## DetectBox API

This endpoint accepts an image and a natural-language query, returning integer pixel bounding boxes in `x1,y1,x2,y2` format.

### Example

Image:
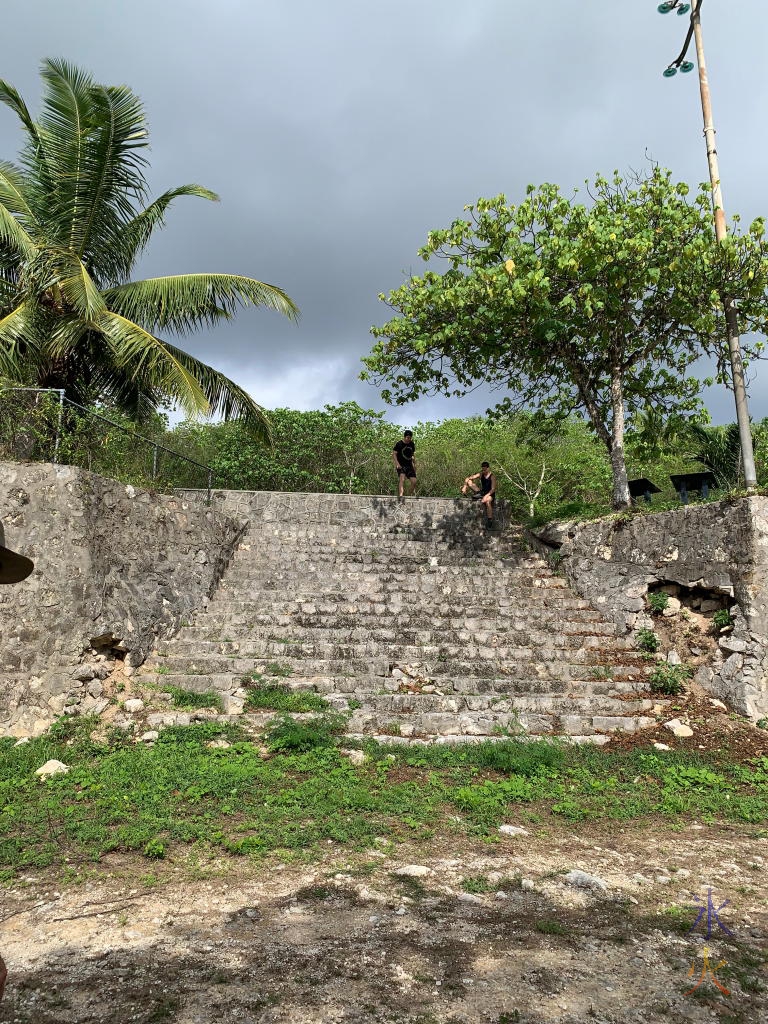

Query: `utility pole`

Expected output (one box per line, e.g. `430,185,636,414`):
658,0,757,488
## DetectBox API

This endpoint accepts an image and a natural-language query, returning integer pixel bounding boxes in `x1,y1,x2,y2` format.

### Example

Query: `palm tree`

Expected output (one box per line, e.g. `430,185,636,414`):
0,59,298,431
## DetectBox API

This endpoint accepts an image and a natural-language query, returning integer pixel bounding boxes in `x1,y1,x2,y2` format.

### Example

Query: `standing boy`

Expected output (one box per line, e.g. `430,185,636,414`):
392,430,417,497
462,462,496,526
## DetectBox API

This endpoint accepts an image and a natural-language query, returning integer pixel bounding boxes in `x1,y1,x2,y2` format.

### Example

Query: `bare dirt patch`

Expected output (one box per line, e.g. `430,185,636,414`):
1,823,766,1023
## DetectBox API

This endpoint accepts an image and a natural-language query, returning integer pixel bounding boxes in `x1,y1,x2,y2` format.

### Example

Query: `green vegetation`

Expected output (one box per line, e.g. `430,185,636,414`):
636,628,660,654
1,719,766,878
363,167,768,508
647,591,670,614
0,59,296,430
166,686,223,711
244,680,330,713
712,608,735,630
649,663,692,696
263,712,347,753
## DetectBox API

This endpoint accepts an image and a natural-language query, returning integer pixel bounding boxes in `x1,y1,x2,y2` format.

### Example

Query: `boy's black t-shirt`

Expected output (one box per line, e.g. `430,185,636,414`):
393,440,415,467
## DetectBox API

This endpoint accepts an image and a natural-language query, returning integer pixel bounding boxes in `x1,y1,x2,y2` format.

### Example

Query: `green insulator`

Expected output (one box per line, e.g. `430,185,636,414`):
657,2,674,13
680,61,695,73
663,66,678,78
677,4,691,14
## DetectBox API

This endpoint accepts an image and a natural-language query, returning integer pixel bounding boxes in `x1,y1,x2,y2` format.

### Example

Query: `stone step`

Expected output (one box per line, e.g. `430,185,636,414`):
175,622,625,647
201,598,606,621
346,709,657,739
347,692,656,717
145,653,646,682
182,613,620,639
154,637,638,660
214,575,583,594
139,670,649,697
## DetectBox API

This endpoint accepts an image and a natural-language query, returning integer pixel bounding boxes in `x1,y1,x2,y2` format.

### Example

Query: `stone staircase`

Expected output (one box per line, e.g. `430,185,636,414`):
140,496,658,743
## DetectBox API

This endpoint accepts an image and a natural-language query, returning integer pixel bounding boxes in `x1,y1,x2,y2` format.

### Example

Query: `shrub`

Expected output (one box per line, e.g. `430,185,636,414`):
712,609,734,630
649,663,692,696
647,591,669,614
636,628,660,654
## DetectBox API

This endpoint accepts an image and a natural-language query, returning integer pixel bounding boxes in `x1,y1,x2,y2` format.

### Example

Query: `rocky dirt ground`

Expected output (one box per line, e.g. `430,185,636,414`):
0,821,766,1024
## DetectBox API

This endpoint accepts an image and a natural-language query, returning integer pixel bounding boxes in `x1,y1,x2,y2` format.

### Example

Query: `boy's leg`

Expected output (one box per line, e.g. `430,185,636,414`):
482,494,494,519
461,477,479,495
397,469,405,497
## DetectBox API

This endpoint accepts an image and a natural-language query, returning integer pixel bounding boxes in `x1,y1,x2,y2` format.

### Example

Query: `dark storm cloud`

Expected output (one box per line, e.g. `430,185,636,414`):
2,0,767,423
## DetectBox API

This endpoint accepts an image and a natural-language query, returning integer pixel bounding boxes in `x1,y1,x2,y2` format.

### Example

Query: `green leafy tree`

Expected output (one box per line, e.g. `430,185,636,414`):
363,168,768,508
0,59,297,429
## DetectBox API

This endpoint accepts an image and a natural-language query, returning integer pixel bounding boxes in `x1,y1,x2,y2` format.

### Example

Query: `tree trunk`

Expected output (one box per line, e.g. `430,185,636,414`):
609,365,630,510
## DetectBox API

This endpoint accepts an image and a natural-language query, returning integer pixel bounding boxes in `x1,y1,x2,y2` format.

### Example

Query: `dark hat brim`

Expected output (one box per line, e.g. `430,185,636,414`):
0,546,34,584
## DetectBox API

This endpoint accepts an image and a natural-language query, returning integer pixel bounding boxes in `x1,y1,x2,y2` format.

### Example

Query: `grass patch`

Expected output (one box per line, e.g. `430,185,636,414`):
166,686,223,711
1,725,766,879
244,678,329,713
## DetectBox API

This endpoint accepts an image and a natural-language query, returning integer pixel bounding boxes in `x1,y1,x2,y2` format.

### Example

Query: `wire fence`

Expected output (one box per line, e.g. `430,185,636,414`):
0,387,213,501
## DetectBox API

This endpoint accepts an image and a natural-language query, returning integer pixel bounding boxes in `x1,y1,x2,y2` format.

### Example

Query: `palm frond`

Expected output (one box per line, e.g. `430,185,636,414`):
73,82,149,269
58,255,106,320
0,161,38,225
102,185,219,281
97,310,209,418
685,422,743,488
34,60,149,261
0,302,40,378
0,201,35,262
102,273,299,333
163,338,272,439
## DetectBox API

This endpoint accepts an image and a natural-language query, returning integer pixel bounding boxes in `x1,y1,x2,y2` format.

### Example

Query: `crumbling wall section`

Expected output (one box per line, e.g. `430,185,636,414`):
0,463,245,735
532,498,768,719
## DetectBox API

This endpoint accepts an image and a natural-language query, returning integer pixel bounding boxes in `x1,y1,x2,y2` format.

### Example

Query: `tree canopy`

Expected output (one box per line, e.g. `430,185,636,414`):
0,59,298,431
363,168,768,507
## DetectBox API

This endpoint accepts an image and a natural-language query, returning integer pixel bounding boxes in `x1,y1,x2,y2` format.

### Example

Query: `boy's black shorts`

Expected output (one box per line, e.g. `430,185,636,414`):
396,464,416,479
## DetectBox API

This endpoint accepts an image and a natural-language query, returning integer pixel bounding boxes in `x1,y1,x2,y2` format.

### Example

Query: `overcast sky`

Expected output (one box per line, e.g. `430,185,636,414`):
2,0,766,426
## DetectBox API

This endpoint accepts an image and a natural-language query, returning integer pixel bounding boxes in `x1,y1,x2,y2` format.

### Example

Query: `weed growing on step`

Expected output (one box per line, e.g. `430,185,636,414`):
1,722,767,879
244,679,329,714
264,663,293,678
264,712,347,753
166,686,224,711
649,663,692,696
636,628,660,654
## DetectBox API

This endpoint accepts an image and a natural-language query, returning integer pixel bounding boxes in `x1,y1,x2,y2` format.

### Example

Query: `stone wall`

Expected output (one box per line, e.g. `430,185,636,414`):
533,497,768,719
0,463,245,735
178,488,482,530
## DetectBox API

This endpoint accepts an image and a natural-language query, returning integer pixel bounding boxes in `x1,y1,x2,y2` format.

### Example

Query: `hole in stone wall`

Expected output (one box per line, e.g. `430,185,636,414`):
643,582,737,667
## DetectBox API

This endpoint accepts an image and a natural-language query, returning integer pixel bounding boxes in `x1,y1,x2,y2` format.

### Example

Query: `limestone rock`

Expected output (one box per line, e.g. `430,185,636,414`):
563,870,607,892
664,718,694,738
341,749,366,766
395,865,430,878
139,730,159,742
498,824,529,837
35,759,70,778
653,742,671,751
662,597,682,617
86,679,104,698
124,698,144,713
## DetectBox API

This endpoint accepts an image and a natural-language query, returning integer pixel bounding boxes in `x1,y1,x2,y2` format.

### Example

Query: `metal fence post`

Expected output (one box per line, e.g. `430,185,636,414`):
152,444,158,480
207,468,213,506
53,389,65,464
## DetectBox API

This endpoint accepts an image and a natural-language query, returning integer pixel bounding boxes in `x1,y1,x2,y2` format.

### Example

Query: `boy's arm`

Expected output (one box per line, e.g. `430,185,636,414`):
489,474,497,494
392,448,401,467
